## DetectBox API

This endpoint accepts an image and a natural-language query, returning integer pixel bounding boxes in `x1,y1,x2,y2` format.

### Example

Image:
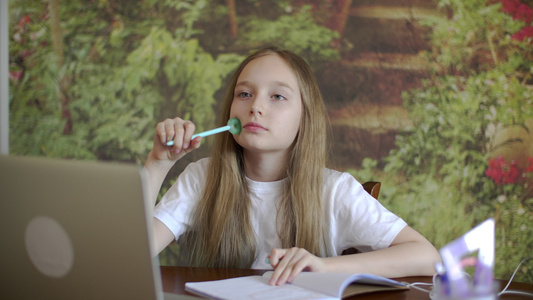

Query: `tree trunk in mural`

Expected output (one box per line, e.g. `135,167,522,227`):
49,0,72,135
327,0,353,47
226,0,238,40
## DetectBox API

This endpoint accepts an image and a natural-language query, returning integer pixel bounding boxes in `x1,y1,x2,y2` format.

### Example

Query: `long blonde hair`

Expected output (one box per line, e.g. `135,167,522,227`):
183,47,328,268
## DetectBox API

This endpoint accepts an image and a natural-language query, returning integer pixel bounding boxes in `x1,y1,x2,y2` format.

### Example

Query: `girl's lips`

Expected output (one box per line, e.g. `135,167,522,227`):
243,122,267,131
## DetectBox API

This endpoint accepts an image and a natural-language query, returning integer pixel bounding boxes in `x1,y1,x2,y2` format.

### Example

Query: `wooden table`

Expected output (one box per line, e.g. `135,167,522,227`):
160,266,533,299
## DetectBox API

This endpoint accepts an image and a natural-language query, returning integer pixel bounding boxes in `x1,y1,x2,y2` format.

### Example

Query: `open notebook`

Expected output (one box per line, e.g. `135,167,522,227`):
185,271,408,299
0,155,196,300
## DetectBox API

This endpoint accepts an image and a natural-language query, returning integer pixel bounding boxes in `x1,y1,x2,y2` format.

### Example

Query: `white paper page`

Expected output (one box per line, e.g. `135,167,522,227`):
262,271,406,298
185,275,337,300
263,271,354,298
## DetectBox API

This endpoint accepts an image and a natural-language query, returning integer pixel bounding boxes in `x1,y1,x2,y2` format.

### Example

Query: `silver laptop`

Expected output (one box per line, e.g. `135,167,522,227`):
0,155,196,299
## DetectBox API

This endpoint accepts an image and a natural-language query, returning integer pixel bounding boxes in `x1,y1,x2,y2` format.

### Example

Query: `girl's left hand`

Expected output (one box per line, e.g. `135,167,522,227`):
267,247,327,286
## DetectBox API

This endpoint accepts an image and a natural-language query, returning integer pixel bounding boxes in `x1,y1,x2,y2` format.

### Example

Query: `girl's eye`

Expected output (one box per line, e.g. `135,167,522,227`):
236,91,251,98
272,94,286,101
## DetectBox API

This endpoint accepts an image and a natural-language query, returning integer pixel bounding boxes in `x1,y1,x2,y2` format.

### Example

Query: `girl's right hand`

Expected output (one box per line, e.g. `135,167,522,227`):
150,117,202,163
144,118,202,211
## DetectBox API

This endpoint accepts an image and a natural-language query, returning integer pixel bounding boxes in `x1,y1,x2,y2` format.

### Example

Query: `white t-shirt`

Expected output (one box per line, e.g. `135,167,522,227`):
154,158,406,269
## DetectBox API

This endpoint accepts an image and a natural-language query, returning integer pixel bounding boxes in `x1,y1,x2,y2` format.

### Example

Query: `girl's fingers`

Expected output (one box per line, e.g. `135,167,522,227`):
182,120,196,150
152,118,201,160
156,118,195,150
269,248,297,285
180,136,202,156
286,256,311,283
171,120,185,150
268,249,286,267
268,248,320,286
155,122,168,145
277,250,306,285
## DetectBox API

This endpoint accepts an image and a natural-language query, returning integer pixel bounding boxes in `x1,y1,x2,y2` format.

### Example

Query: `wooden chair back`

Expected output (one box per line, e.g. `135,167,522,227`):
362,181,381,199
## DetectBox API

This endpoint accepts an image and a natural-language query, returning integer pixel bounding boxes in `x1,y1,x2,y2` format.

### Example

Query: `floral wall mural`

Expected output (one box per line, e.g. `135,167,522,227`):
8,0,532,282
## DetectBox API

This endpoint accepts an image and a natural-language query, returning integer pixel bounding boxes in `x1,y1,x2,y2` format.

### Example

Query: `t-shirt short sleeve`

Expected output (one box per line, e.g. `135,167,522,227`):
153,158,209,240
323,170,407,254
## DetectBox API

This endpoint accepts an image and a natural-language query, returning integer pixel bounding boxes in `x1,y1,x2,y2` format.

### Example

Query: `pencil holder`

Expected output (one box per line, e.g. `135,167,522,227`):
431,276,499,300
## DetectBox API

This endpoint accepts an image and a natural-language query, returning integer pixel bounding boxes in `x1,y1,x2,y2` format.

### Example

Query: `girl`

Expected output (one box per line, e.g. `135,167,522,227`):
144,46,441,286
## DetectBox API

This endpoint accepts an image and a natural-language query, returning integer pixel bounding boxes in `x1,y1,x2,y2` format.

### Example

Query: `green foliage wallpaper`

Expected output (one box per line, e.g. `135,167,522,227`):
8,0,533,282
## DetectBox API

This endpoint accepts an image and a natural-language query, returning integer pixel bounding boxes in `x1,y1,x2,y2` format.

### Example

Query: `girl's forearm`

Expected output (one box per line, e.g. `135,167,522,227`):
324,239,441,277
143,151,175,207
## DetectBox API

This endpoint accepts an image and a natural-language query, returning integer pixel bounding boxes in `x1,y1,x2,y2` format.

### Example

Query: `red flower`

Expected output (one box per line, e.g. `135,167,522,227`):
501,0,533,22
503,161,520,184
514,3,533,24
501,0,522,15
20,50,31,59
486,156,504,185
9,70,23,82
17,15,31,30
525,157,533,173
485,156,521,185
512,26,533,42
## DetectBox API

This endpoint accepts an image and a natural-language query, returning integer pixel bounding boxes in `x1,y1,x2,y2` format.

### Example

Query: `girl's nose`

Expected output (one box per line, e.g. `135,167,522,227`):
250,98,263,116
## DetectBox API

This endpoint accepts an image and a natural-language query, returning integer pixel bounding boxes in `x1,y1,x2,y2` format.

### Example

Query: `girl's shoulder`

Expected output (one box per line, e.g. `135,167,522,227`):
173,157,211,184
322,168,368,197
323,167,360,185
183,157,210,173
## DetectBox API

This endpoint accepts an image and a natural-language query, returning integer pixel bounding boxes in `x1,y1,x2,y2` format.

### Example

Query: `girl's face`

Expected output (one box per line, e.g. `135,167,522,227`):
230,54,302,156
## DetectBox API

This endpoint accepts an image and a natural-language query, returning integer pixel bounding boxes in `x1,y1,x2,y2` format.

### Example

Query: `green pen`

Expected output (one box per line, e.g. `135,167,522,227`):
166,118,242,146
